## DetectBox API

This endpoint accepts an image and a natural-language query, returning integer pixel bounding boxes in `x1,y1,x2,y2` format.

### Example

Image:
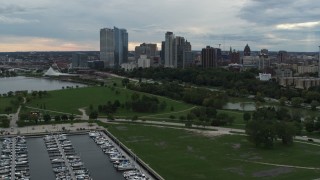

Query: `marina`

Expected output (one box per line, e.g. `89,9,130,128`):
0,131,157,180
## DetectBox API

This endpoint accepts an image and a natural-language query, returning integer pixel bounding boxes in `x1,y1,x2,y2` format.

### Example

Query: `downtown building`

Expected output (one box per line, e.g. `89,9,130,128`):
100,27,128,68
163,32,192,68
201,46,220,68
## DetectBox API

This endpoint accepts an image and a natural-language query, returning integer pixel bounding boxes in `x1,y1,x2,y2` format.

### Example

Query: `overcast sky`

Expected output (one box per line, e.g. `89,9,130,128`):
0,0,319,52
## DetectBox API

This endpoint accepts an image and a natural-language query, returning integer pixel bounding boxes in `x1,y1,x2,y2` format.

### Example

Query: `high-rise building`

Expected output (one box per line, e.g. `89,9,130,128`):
229,47,240,64
135,43,158,60
258,49,270,70
72,53,88,68
160,41,165,65
100,28,114,67
165,32,176,68
100,27,128,68
278,50,288,63
175,36,185,68
201,46,219,68
164,32,191,68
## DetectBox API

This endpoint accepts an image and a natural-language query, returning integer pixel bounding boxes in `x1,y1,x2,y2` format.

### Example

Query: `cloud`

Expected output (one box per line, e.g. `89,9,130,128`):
239,0,320,25
0,36,97,52
0,16,39,24
276,21,320,30
0,0,319,52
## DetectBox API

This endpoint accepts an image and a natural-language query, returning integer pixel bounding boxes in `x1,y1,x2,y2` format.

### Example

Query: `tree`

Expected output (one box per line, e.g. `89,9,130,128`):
61,114,68,121
54,115,61,122
246,107,296,148
4,106,13,114
279,97,287,106
310,100,319,111
122,78,130,87
43,114,51,122
89,111,98,120
243,112,251,122
305,120,315,133
291,97,304,108
69,114,75,121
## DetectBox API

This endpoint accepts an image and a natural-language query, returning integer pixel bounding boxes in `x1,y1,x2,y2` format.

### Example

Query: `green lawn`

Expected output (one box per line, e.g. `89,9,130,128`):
25,86,193,117
108,124,320,180
0,96,19,114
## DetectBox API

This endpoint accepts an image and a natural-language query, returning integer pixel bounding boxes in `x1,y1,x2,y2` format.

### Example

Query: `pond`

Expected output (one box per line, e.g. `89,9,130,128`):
0,76,86,94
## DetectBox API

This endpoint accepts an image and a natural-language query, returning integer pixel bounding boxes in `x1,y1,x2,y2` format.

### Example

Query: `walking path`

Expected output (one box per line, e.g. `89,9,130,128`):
235,159,320,170
140,106,197,118
78,108,89,120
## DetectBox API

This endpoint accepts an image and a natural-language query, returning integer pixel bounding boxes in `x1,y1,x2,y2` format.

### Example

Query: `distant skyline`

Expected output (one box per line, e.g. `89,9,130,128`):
0,0,319,52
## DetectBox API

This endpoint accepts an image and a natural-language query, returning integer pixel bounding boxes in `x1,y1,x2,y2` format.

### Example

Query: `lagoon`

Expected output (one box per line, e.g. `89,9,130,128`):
0,76,86,94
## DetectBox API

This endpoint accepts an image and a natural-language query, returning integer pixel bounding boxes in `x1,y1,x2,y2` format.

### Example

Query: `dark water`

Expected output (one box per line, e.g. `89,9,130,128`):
26,135,124,180
0,76,86,94
69,135,124,180
27,138,55,180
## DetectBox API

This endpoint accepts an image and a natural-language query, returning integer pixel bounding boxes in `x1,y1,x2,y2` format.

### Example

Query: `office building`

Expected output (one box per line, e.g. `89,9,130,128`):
278,51,288,63
138,55,151,68
165,32,176,68
164,32,192,68
100,27,128,68
72,53,88,68
135,43,158,60
201,46,219,68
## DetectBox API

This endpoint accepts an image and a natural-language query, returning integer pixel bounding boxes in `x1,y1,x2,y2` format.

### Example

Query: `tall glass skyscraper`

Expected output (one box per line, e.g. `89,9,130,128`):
100,27,128,68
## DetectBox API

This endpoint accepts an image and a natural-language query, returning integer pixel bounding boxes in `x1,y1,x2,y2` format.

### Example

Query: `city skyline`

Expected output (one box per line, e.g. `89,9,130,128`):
0,0,320,52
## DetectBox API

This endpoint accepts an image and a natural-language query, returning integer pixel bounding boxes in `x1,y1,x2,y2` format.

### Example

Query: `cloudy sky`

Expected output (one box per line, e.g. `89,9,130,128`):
0,0,319,52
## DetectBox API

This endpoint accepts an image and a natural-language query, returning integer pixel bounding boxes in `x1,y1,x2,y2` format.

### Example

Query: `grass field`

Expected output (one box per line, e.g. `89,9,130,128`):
108,124,320,180
0,96,19,114
25,86,193,117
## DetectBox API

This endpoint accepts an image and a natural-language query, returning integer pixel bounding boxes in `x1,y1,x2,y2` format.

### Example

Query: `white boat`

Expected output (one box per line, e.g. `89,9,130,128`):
15,161,28,165
117,163,135,171
71,162,84,167
89,132,98,137
52,158,64,163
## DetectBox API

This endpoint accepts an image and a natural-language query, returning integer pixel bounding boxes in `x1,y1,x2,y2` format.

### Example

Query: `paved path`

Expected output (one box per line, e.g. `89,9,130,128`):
140,106,197,118
235,159,320,170
78,108,89,120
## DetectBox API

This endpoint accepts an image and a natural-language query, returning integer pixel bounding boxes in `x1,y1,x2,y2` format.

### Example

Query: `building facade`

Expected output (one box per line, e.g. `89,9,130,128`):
72,53,88,68
201,46,219,68
100,27,128,68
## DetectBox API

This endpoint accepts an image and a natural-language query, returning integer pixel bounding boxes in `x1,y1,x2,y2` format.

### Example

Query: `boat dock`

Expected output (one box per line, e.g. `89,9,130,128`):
54,135,76,180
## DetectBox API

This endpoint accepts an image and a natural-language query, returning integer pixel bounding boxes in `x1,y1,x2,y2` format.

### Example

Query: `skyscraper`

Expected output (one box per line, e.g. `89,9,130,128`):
165,32,176,68
135,43,158,60
164,32,191,68
201,46,219,68
100,27,128,68
278,50,288,63
72,53,88,68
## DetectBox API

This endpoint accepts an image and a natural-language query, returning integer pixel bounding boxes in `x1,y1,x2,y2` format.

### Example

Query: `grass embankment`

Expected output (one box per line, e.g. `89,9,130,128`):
25,86,193,117
108,124,320,180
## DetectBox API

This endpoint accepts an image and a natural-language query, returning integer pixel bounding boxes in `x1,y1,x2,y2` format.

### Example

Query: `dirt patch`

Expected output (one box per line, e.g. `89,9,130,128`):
252,167,293,177
115,126,128,131
195,155,206,160
126,136,150,143
155,141,167,148
224,167,245,176
248,156,262,160
187,129,230,138
232,143,241,149
187,145,194,152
